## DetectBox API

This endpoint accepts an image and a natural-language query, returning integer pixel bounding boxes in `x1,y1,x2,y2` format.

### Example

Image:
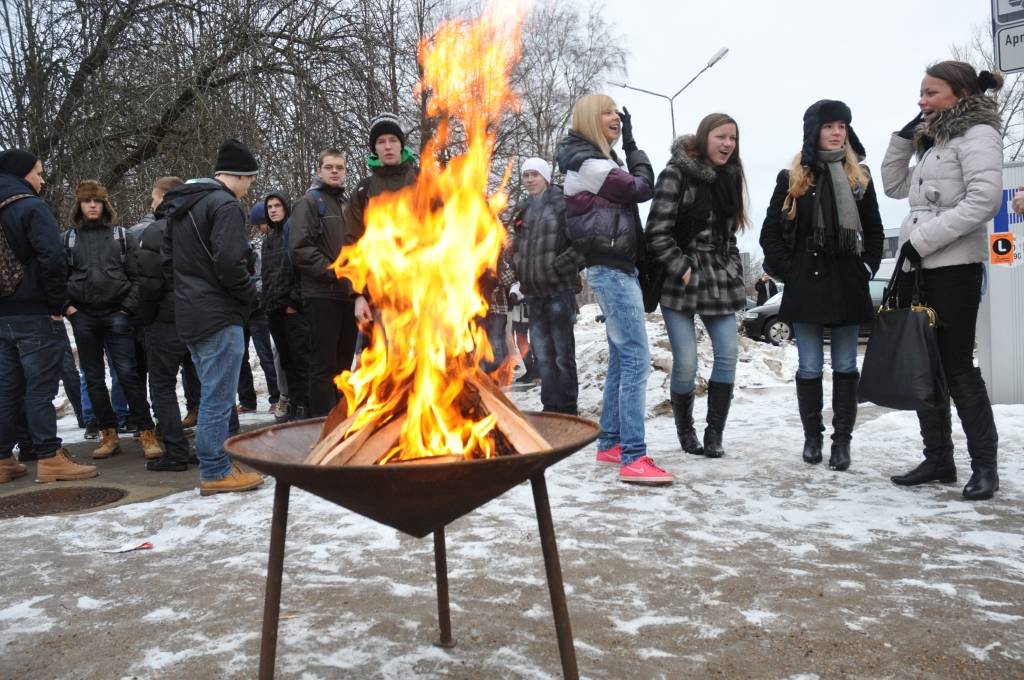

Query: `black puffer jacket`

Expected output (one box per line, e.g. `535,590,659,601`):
508,185,577,297
0,174,66,316
289,180,351,300
65,219,142,315
345,160,419,242
134,205,173,325
162,179,256,343
260,191,301,313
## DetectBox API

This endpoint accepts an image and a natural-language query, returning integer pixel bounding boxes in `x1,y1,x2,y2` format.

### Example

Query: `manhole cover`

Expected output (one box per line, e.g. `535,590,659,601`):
0,486,127,519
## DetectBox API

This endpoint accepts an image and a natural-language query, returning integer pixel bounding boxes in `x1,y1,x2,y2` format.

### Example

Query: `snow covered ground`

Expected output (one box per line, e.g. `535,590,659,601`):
2,305,1022,678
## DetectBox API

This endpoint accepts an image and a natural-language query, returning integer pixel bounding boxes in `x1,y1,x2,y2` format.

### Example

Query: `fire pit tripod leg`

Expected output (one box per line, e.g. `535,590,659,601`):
259,481,290,680
530,473,579,680
433,527,456,647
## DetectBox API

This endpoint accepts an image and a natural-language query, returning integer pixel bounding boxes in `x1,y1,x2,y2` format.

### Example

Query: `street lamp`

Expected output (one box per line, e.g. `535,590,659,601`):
610,47,729,139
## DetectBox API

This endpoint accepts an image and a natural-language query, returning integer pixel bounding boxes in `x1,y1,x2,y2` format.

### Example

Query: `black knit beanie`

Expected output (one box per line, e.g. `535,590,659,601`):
0,149,39,178
368,113,406,151
800,99,866,167
214,138,259,176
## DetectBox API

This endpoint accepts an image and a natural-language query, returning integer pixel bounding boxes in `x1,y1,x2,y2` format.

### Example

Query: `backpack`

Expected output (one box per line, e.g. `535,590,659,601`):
0,194,33,297
64,225,127,267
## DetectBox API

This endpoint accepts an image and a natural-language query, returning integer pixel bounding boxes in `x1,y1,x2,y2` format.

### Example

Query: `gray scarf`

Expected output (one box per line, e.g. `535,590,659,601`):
813,147,863,255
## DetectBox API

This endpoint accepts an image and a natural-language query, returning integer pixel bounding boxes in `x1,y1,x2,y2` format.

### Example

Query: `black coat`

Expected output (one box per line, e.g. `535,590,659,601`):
65,220,142,316
0,174,66,316
289,180,351,300
508,185,577,297
162,179,256,344
134,211,173,325
760,167,884,325
260,191,301,313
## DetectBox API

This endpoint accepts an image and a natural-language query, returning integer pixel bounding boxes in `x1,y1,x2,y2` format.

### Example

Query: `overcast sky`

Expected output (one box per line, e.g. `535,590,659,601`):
597,0,991,256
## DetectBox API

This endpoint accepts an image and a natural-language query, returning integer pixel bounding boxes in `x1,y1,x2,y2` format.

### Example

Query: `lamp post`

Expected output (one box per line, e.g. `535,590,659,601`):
610,47,729,139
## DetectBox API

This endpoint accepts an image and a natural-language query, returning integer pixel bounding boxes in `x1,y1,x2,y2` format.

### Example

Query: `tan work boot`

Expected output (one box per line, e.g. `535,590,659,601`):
0,456,28,483
36,448,98,483
199,463,263,497
92,428,121,459
181,408,198,428
138,429,164,460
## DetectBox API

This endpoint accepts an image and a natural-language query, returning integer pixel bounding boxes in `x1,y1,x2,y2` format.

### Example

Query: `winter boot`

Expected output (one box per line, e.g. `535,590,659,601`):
828,372,858,471
199,463,264,496
138,429,164,460
891,399,956,486
36,448,98,483
948,369,999,501
796,376,824,464
92,428,121,460
273,395,291,424
181,408,198,429
702,381,734,458
670,391,703,455
0,456,28,483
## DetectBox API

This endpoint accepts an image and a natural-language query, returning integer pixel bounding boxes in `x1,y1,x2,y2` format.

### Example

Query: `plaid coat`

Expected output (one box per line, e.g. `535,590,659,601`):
645,143,746,316
507,186,577,297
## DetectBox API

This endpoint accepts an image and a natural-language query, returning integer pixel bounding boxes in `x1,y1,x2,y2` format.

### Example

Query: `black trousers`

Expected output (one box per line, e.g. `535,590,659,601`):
70,310,154,430
305,298,357,417
267,308,311,408
182,355,200,411
145,322,190,460
237,310,279,409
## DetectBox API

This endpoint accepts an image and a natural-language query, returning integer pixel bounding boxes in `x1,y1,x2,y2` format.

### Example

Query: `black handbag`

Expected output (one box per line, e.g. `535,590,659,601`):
640,251,665,313
858,254,948,410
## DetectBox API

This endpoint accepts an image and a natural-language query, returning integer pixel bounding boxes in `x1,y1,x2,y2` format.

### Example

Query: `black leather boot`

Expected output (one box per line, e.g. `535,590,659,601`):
796,376,824,464
891,399,956,486
948,369,999,501
702,381,733,458
671,391,703,455
828,372,858,471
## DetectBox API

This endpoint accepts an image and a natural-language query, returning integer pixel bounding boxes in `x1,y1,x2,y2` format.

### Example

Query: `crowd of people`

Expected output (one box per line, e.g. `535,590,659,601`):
0,59,1005,502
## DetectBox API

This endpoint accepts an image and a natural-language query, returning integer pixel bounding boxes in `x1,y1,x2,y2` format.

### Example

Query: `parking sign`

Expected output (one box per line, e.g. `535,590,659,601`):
994,0,1024,74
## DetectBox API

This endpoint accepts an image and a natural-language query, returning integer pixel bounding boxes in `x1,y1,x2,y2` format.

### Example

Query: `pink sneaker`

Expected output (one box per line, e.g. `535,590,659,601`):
619,456,675,485
595,443,621,466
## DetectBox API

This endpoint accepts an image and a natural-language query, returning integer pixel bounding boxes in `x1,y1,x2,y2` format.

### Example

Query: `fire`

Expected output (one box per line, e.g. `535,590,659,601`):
329,4,525,463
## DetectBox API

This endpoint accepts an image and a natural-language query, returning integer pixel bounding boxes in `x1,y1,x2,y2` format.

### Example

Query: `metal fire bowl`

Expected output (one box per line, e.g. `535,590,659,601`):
224,412,599,538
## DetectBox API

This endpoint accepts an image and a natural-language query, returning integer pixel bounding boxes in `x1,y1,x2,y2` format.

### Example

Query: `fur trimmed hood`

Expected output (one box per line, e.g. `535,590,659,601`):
669,134,717,184
915,94,1002,156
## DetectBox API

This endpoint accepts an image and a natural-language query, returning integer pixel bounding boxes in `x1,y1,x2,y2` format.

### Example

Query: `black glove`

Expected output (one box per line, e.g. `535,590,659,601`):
619,107,637,153
508,290,523,307
900,240,922,266
897,113,924,140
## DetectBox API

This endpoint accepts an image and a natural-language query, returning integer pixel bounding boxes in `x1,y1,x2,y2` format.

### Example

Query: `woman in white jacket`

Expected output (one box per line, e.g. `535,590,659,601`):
881,61,1002,501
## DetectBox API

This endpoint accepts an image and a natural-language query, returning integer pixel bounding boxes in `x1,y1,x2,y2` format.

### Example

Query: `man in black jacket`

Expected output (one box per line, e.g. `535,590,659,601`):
290,148,370,417
64,180,162,460
162,139,263,495
0,149,96,483
755,271,779,306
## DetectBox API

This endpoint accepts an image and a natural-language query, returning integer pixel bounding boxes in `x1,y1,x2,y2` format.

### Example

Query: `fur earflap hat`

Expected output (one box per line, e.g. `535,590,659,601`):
368,113,406,151
800,99,866,167
70,180,117,226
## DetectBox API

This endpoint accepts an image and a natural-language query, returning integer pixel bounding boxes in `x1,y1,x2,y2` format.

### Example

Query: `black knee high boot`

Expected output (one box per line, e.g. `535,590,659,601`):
670,391,703,455
796,376,824,464
948,368,999,501
891,398,956,486
702,381,733,458
829,372,858,471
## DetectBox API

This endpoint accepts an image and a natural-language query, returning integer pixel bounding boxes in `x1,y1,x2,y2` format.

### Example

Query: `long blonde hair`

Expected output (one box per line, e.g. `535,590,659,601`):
570,94,617,159
782,144,869,219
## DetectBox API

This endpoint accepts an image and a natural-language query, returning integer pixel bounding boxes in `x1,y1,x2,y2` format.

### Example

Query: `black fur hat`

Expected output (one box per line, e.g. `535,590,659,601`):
800,99,866,167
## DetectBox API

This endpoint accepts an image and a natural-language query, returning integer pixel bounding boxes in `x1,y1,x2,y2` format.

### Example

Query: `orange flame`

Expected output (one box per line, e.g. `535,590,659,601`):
329,4,525,463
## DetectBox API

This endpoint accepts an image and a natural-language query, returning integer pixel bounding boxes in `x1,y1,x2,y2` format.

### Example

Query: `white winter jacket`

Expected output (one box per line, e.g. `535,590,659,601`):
881,96,1003,269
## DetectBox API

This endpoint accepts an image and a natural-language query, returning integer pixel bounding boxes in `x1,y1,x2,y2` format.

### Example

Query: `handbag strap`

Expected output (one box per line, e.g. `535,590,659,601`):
881,252,927,310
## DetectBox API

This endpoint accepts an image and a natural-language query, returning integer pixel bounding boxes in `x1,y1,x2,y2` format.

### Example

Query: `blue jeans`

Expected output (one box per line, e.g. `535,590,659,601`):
526,292,578,414
0,315,64,459
71,311,152,430
188,325,245,481
662,309,738,394
587,266,650,464
793,323,859,378
79,347,129,425
479,312,508,373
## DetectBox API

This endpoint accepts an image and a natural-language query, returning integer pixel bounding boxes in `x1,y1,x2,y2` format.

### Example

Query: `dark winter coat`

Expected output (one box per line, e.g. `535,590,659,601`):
507,185,577,297
64,218,142,316
134,207,173,326
289,180,351,300
556,131,654,274
162,179,256,344
760,165,884,326
0,174,66,317
645,139,747,316
345,160,419,243
260,191,301,313
755,278,779,306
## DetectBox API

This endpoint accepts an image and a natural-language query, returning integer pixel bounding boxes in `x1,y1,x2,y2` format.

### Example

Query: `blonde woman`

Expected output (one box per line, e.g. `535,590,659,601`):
555,94,672,485
760,100,884,472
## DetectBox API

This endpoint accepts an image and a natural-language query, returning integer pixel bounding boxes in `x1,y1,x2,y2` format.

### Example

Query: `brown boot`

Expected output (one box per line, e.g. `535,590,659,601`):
181,408,198,428
0,456,28,483
36,448,98,483
199,463,263,497
92,428,121,459
138,429,164,460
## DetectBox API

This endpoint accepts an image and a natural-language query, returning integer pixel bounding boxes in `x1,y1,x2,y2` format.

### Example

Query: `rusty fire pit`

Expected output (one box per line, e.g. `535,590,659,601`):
225,411,598,679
